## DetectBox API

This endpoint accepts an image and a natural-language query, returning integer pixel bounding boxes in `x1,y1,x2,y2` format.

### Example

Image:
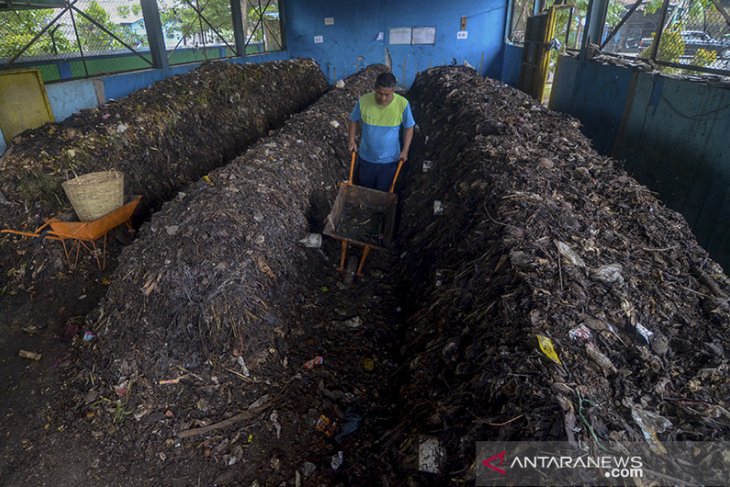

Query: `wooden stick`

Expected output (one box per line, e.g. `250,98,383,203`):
348,151,356,184
177,397,271,439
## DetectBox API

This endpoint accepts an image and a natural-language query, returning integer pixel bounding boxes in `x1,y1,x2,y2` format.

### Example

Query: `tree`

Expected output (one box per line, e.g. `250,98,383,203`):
0,9,73,58
160,0,235,47
76,0,142,52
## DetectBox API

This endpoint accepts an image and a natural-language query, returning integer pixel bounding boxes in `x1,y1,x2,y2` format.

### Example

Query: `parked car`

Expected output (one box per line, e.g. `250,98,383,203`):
681,30,730,59
638,36,654,53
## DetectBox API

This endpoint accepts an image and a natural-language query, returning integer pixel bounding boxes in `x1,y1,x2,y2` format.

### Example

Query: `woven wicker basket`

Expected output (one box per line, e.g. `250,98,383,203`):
62,170,124,221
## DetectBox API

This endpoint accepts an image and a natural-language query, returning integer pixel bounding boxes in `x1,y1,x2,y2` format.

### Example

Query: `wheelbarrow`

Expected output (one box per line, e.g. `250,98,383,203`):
323,151,404,278
1,196,141,271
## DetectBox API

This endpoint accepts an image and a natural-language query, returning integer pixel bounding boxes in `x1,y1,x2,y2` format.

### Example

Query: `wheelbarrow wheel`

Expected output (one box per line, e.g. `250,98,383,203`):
344,255,358,284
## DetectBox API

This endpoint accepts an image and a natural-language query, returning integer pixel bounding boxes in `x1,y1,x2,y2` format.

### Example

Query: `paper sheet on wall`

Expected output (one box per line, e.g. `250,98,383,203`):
412,27,436,45
389,27,412,45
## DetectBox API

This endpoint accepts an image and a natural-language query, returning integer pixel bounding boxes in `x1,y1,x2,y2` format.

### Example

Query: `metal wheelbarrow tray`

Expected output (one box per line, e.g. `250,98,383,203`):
323,184,397,250
323,151,404,277
2,196,141,270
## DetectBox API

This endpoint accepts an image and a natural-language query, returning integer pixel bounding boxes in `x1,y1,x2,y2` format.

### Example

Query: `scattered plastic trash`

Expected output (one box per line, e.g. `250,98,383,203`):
18,350,41,361
329,120,340,129
433,200,444,215
423,160,433,172
330,451,344,470
303,356,324,369
536,335,562,365
335,408,362,443
631,407,672,454
335,79,345,88
585,343,617,375
435,269,444,287
83,330,96,341
270,410,281,439
568,324,592,341
300,461,317,477
299,233,322,248
554,240,586,267
418,435,444,474
114,379,130,397
158,377,184,385
202,175,213,185
315,414,337,437
237,355,251,376
635,322,654,344
593,263,624,285
342,316,362,328
223,445,243,466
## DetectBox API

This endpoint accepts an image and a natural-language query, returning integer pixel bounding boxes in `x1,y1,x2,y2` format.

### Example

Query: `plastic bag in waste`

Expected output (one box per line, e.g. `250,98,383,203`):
335,407,363,443
299,233,322,248
433,200,444,215
568,324,592,341
631,407,672,454
418,436,444,474
554,240,586,268
593,263,624,285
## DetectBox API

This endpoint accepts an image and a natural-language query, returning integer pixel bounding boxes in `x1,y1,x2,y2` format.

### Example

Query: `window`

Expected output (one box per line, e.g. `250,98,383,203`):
243,0,282,54
509,0,534,44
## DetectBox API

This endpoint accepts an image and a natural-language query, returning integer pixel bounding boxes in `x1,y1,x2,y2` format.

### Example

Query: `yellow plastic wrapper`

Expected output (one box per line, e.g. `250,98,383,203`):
536,335,562,365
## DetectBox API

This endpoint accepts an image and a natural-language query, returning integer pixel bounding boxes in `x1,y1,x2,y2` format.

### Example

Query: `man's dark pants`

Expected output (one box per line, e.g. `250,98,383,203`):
357,156,398,192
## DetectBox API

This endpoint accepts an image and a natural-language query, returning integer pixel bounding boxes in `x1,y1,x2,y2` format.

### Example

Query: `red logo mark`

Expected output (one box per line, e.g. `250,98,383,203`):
482,450,507,475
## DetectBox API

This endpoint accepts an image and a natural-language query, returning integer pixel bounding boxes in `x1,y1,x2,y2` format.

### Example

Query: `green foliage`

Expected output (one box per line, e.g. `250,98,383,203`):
691,47,717,66
1,2,144,59
245,1,279,44
160,0,235,46
639,27,685,63
0,9,72,57
77,0,144,51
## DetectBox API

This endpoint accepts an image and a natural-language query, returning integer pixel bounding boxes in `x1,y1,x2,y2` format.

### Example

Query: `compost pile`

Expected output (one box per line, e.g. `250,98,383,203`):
390,67,730,482
0,59,327,282
57,65,390,482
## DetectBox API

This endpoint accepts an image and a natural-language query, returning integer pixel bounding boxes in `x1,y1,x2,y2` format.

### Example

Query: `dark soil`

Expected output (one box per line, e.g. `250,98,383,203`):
337,201,386,246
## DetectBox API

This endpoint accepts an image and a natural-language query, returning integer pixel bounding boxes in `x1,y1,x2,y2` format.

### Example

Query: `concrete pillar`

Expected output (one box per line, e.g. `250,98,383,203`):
140,0,169,70
231,0,246,57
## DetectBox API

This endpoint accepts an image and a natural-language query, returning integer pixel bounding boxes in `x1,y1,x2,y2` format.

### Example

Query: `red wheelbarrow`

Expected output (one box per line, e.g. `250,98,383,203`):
323,151,404,278
2,196,141,271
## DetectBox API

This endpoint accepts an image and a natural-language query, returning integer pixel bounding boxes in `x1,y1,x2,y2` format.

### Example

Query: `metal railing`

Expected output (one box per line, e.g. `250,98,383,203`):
0,0,285,80
601,0,730,75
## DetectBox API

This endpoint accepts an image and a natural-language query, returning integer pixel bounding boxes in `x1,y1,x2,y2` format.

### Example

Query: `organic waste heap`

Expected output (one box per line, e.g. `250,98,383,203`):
388,66,730,482
65,65,390,481
0,59,327,281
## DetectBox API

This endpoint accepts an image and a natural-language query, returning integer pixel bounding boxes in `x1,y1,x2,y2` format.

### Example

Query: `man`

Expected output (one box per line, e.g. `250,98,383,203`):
348,72,415,192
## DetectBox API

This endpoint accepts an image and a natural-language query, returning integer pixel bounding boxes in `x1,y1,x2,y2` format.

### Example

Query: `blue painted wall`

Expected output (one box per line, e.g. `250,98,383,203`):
549,56,633,155
549,55,730,271
284,0,508,86
501,44,523,87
